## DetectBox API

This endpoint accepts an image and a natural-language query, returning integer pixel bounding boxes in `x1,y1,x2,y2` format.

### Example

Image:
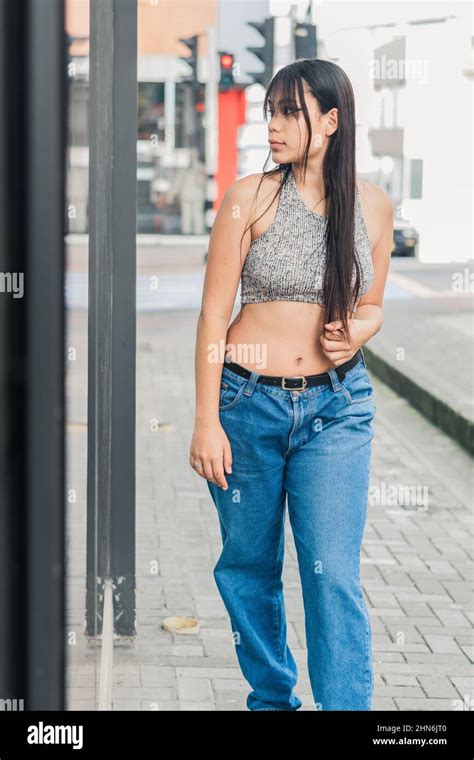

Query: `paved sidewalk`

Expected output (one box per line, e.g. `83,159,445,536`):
66,306,473,711
366,258,474,455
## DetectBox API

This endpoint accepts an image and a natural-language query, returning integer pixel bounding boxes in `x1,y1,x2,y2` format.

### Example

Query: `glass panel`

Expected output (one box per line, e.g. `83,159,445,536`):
65,0,98,710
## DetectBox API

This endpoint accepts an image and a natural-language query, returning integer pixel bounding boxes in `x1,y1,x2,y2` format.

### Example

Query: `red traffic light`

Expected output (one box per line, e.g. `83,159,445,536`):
220,53,234,69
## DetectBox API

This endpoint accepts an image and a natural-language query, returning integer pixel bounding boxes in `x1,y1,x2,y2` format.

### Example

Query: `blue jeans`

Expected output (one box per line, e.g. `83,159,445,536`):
207,350,375,711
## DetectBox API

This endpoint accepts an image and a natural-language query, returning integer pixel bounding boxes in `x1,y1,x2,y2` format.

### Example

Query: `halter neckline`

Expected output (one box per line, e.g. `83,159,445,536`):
287,169,328,220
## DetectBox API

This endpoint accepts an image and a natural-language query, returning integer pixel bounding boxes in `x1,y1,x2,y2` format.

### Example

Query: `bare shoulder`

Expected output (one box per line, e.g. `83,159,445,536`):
356,177,393,219
222,171,282,208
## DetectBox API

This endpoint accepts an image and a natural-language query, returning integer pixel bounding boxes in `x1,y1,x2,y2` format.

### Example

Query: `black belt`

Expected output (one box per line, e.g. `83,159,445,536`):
223,349,364,391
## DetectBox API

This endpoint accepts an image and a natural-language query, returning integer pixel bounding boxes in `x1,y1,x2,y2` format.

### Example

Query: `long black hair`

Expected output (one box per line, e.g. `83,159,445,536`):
239,58,363,345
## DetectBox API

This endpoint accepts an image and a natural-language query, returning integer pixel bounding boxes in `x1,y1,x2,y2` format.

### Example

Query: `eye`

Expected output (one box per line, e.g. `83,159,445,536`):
265,105,302,119
284,106,302,116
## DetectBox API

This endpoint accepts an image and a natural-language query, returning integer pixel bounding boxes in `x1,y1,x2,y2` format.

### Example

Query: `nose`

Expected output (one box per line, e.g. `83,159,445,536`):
267,107,282,127
269,112,281,128
269,116,282,135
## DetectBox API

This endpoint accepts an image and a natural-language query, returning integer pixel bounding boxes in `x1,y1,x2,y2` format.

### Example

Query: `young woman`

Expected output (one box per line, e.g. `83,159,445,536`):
189,59,393,711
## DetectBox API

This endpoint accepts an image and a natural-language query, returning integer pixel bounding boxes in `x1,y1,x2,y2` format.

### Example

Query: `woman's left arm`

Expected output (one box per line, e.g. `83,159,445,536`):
321,184,394,362
352,183,394,339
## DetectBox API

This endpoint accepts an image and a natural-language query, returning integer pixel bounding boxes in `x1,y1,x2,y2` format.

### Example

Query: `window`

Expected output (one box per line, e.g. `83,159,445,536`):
410,159,423,199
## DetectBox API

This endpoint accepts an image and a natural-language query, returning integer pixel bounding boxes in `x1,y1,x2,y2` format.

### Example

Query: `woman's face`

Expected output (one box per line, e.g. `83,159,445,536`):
266,83,337,164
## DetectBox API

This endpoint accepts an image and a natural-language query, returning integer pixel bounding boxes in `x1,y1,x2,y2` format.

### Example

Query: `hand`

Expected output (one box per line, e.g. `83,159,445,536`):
189,421,233,490
319,317,372,367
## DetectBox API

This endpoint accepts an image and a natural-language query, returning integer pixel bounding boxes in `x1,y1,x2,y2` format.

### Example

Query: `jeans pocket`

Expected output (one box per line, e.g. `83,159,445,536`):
219,376,246,411
340,367,374,406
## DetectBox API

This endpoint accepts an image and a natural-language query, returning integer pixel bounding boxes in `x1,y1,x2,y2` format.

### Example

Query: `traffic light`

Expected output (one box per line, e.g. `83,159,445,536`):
219,51,234,91
194,84,205,113
178,34,199,83
294,21,317,60
246,17,275,87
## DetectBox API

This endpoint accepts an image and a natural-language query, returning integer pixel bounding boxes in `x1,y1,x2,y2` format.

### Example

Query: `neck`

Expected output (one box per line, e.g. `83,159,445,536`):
291,160,325,197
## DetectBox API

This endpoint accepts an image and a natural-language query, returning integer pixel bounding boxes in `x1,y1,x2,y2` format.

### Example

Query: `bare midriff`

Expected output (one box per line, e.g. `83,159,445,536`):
224,300,351,377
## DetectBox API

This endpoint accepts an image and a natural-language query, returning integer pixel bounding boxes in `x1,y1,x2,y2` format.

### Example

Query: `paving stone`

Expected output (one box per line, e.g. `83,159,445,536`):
394,697,461,710
417,676,460,699
374,685,425,698
176,677,213,702
383,674,419,686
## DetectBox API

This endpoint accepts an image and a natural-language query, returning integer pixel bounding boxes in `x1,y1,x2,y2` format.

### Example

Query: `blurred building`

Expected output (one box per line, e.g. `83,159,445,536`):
317,5,473,264
66,1,472,262
66,0,246,235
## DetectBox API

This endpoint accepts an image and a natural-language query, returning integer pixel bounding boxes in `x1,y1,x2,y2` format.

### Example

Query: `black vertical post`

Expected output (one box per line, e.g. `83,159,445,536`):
0,0,28,710
86,0,137,637
0,0,66,709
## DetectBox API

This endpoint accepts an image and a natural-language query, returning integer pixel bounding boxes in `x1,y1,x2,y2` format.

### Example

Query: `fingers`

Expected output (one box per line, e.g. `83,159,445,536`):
189,453,208,481
318,334,357,366
322,349,357,366
324,327,345,341
320,333,350,354
202,460,216,483
210,457,228,490
189,452,230,490
329,354,354,366
222,443,233,476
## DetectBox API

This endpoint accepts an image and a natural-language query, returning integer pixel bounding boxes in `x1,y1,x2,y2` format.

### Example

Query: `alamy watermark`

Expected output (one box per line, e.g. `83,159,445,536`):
0,697,24,710
208,339,268,369
369,55,429,85
0,272,24,299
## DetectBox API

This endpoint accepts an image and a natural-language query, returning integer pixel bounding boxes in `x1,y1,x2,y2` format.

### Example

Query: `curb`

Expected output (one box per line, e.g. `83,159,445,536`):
364,346,473,457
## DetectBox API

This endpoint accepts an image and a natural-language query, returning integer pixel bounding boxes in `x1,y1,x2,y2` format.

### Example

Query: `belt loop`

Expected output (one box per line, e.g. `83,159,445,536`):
244,370,259,397
326,367,341,392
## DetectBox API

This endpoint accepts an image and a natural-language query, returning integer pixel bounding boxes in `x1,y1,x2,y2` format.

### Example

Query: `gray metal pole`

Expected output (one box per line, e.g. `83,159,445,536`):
183,82,197,148
87,0,137,638
204,24,218,232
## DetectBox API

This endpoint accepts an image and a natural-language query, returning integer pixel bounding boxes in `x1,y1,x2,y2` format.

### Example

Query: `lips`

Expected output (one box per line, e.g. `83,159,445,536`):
269,141,284,148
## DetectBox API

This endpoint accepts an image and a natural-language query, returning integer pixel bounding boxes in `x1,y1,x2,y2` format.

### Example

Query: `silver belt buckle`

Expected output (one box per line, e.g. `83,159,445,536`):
281,376,308,390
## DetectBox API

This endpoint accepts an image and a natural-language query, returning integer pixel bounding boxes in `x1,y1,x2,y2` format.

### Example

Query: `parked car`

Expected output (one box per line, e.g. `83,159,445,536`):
392,218,418,257
136,204,164,233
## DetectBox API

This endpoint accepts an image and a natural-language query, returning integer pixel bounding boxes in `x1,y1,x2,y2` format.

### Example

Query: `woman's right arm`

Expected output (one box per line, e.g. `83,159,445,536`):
189,175,258,490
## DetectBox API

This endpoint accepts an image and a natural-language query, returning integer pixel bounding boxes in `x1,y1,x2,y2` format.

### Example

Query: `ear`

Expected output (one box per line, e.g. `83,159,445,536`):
327,107,338,135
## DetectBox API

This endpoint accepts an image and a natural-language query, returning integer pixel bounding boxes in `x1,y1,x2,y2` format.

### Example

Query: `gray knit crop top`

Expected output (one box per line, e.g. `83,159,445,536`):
240,168,374,305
